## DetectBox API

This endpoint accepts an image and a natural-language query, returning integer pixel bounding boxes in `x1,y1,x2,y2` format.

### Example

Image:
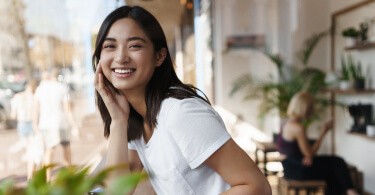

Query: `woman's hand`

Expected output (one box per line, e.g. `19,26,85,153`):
302,156,312,166
94,62,130,122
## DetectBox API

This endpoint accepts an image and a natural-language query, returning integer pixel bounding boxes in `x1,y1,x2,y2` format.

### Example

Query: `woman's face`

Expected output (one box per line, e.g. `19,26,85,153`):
100,18,162,93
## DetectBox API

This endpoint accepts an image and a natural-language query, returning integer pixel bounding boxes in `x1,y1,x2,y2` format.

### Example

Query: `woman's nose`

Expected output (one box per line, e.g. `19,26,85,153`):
114,49,130,64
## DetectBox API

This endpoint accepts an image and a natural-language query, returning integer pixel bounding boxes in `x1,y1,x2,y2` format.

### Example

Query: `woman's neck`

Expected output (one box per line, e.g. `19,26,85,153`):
289,117,302,123
122,89,147,119
122,88,155,141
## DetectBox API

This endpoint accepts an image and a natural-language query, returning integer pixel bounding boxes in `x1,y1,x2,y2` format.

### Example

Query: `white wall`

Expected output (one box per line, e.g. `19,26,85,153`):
213,0,280,136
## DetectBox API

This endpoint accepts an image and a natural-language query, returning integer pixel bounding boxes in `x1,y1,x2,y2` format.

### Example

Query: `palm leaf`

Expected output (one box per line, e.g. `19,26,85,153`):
297,30,329,66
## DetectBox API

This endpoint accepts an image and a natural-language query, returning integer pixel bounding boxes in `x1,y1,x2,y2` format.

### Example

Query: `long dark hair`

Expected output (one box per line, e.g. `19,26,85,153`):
92,5,209,141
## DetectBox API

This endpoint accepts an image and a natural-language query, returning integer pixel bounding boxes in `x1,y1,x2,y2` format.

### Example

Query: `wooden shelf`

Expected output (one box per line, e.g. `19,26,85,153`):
345,41,375,51
348,131,375,140
328,89,375,95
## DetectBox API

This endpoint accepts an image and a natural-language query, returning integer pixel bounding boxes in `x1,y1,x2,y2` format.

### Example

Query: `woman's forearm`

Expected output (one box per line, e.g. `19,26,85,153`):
311,130,327,155
221,183,272,195
105,121,130,179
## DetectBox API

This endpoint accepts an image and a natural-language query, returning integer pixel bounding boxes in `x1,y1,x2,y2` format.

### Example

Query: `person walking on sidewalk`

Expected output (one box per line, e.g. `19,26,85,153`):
33,69,74,180
11,80,38,180
93,5,271,194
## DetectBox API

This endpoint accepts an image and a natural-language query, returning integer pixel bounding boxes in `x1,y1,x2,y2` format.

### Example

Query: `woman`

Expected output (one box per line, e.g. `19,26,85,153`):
92,5,271,194
277,91,358,195
11,80,38,180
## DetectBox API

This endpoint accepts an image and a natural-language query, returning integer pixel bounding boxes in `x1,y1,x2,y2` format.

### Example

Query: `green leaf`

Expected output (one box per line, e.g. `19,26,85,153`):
0,163,150,195
341,27,359,37
0,179,14,195
26,165,51,195
107,172,148,195
297,30,329,66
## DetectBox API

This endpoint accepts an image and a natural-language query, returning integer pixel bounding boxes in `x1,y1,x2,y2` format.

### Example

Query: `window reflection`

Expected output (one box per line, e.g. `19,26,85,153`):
0,0,120,181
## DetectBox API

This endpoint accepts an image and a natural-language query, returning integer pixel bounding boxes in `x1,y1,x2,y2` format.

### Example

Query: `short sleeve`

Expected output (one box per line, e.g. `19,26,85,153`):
166,98,231,169
128,141,136,150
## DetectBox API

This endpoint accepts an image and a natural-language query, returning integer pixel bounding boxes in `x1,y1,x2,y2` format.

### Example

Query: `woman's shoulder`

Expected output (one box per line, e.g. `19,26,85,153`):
159,97,214,124
284,120,305,138
162,97,210,113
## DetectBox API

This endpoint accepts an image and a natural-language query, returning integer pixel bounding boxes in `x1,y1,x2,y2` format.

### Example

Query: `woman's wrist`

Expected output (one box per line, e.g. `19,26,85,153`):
111,119,128,126
109,120,128,136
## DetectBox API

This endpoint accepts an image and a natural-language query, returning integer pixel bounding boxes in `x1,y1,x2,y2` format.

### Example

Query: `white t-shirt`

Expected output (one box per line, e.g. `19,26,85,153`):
129,98,231,195
11,92,34,122
34,80,69,130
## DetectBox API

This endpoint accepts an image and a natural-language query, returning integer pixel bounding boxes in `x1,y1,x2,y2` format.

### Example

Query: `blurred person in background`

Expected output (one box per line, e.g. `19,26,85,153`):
33,69,75,180
277,91,358,195
11,80,38,180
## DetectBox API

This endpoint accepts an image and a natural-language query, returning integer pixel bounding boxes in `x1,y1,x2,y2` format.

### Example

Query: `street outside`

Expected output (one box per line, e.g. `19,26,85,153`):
0,91,106,185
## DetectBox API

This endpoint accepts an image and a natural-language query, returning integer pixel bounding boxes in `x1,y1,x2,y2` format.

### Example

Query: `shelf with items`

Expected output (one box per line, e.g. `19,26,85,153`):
330,0,375,153
345,41,375,51
348,131,375,140
329,88,375,95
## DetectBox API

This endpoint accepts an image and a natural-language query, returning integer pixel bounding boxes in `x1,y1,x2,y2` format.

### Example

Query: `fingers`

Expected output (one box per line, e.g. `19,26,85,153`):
94,62,111,101
94,61,103,88
94,62,106,92
93,63,130,119
302,157,312,166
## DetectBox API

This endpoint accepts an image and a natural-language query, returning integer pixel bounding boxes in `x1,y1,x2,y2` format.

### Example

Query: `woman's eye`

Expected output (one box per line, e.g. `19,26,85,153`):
129,44,142,48
103,44,115,49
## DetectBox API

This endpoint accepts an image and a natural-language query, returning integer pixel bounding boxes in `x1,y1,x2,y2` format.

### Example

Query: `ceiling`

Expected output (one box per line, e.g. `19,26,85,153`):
125,0,186,44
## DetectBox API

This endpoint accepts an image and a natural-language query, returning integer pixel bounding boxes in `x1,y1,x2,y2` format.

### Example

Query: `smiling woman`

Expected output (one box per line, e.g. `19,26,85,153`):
99,18,161,91
91,5,271,194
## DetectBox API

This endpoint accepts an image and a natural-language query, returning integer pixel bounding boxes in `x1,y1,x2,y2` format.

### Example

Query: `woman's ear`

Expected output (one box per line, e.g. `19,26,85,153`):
155,48,167,67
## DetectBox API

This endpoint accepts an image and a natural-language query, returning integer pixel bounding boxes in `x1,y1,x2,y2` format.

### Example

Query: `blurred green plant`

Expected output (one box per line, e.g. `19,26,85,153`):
341,54,364,80
230,60,329,120
340,55,351,81
297,30,329,66
348,57,364,80
341,27,359,38
0,164,147,195
230,30,332,122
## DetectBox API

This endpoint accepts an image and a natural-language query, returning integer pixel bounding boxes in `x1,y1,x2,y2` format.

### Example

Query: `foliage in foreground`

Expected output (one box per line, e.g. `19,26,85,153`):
0,164,147,195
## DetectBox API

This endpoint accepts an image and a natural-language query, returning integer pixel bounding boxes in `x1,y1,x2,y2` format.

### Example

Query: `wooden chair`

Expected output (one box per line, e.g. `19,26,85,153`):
348,164,364,194
252,139,282,176
278,177,326,195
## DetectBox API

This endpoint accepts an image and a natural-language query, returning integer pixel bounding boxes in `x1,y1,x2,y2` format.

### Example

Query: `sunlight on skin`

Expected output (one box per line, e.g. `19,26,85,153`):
214,106,283,173
214,106,270,152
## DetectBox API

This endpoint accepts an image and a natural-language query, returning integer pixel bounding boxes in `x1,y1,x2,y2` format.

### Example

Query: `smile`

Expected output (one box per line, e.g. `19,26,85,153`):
113,68,135,74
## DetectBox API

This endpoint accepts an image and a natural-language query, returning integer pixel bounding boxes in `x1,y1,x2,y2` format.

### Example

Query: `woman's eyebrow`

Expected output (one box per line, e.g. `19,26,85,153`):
104,37,116,42
104,36,147,43
127,36,147,43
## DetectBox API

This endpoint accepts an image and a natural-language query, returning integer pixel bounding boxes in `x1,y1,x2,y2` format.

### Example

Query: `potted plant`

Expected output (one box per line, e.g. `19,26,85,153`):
342,27,359,47
230,30,331,122
348,57,365,90
359,22,369,42
339,55,351,90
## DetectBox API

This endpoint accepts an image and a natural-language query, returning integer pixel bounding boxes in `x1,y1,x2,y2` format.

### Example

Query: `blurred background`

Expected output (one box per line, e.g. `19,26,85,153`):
1,0,375,194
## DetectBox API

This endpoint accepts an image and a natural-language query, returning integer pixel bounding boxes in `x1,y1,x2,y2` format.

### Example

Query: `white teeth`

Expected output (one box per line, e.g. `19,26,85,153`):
114,68,134,74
